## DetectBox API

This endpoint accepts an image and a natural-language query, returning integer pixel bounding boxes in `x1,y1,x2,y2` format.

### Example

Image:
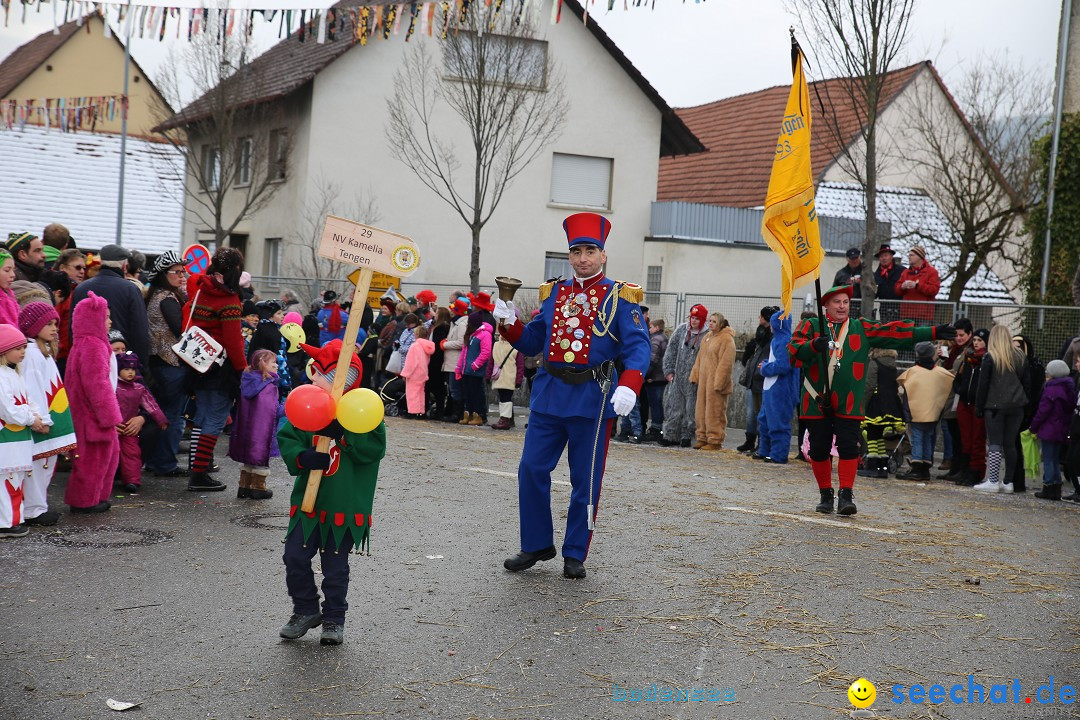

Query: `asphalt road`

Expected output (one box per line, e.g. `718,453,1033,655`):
1,415,1077,720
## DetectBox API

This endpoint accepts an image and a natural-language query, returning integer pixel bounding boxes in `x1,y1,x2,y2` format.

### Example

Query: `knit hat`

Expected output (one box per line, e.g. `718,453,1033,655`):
689,304,708,322
283,311,303,325
0,323,27,355
909,245,927,261
116,351,140,371
99,244,131,262
147,250,183,281
242,300,257,316
449,298,469,317
18,301,59,339
1047,359,1070,378
915,341,936,361
108,329,127,346
5,231,37,255
973,328,990,343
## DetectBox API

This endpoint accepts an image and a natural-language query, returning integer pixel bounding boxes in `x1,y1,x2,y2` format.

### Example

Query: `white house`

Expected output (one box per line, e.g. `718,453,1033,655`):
158,0,702,298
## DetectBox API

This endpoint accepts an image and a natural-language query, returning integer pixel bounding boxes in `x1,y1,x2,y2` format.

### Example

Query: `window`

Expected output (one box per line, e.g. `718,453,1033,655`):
646,265,662,306
200,144,220,191
444,32,547,90
269,128,288,182
236,137,252,187
549,153,613,210
544,252,572,282
264,237,282,277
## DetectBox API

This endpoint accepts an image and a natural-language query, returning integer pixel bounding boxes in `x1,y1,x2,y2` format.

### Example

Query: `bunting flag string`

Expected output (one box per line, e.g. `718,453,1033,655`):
0,94,128,132
0,0,702,41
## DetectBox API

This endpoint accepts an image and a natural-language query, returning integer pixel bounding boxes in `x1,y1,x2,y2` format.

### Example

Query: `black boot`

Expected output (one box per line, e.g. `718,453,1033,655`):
187,472,226,492
836,488,857,515
815,488,834,514
1034,483,1062,501
943,454,966,480
736,433,757,453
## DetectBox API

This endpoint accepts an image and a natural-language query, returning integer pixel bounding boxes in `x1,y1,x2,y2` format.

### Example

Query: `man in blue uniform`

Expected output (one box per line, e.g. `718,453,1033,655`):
494,212,651,579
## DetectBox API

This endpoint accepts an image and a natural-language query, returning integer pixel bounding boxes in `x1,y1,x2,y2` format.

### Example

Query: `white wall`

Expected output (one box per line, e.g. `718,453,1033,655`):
299,0,661,289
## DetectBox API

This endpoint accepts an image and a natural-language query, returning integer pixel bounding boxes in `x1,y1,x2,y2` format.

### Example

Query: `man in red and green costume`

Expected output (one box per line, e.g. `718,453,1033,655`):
277,340,385,646
788,285,954,515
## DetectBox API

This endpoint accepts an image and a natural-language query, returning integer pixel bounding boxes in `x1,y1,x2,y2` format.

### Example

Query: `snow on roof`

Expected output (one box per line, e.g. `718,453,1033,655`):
0,125,183,256
814,182,1015,305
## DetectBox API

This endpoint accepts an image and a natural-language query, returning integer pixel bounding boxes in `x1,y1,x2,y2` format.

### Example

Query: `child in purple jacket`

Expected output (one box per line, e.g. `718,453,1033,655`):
1029,359,1074,501
228,349,283,500
115,352,167,494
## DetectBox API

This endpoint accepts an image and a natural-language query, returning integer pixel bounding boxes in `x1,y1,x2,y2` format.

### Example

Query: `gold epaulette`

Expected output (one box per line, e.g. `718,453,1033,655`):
538,280,556,303
617,282,643,304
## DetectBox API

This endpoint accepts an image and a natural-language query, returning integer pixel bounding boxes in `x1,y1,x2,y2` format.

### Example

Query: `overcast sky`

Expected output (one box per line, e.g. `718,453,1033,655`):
0,0,1063,108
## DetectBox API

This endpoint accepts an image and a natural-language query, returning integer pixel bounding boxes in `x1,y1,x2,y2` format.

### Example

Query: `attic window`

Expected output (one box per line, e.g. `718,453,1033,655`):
134,76,141,83
46,64,53,71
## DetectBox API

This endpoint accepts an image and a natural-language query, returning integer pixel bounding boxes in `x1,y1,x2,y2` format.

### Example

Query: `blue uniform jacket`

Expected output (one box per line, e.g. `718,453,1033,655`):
503,277,650,420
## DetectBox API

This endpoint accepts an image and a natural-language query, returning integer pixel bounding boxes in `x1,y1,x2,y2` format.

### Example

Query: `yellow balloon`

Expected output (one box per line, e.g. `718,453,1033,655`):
337,388,384,434
280,323,306,353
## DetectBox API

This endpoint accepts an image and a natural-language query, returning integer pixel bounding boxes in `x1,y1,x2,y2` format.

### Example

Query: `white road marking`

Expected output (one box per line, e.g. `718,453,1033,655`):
422,431,473,439
722,506,903,535
468,467,571,486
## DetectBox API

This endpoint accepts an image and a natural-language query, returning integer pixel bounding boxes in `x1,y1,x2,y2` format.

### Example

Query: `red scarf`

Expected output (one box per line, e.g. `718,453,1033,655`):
328,303,343,333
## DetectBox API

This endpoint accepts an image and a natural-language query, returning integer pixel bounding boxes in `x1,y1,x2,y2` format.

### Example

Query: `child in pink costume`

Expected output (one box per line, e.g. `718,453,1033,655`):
65,293,123,513
115,351,167,494
401,325,435,417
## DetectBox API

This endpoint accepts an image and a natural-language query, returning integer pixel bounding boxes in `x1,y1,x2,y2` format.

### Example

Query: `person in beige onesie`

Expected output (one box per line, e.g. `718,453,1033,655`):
689,313,737,450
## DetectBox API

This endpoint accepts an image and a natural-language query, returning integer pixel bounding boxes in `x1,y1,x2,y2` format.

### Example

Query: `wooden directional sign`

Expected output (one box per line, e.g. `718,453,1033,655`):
300,217,421,513
317,215,420,278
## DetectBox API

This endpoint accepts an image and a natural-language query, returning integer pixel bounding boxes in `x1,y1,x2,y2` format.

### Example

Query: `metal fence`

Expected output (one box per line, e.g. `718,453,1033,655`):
247,273,1080,366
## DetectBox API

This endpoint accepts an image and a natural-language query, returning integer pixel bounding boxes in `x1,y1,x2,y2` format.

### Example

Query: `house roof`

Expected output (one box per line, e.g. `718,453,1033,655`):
157,0,703,156
657,62,925,208
0,18,83,97
815,181,1015,304
0,125,184,255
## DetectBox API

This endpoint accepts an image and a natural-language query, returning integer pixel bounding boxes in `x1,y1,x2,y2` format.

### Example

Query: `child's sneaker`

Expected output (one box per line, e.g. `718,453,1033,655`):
279,612,321,639
0,525,29,539
320,622,344,646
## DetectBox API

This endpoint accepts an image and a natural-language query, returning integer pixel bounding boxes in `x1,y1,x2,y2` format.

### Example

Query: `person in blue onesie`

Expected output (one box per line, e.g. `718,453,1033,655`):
755,309,800,463
493,212,651,579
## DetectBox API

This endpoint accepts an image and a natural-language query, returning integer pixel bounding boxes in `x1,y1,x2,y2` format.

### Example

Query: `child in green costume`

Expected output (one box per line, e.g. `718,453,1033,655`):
278,339,385,646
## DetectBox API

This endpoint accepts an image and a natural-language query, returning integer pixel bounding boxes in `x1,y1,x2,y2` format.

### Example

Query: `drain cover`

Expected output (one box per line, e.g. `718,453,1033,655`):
231,513,291,531
41,526,172,549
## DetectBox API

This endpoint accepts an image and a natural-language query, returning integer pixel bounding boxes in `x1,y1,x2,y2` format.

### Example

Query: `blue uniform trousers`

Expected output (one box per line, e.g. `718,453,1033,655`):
518,410,615,562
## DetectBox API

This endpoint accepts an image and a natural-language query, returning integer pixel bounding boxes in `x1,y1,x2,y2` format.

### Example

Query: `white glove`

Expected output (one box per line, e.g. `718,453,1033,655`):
493,298,516,323
610,385,637,416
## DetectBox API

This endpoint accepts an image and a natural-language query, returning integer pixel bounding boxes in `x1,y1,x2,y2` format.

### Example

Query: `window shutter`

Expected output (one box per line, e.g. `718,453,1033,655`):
549,153,612,210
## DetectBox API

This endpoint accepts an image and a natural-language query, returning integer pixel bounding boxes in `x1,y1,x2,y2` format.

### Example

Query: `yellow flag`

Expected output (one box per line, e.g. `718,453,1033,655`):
761,46,824,316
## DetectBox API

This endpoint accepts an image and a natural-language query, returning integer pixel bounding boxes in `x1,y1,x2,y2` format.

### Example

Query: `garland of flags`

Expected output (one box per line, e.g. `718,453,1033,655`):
0,95,127,131
0,0,698,41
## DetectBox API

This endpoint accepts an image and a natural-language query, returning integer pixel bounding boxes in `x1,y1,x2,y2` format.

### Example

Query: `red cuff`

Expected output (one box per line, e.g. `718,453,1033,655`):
500,319,524,343
618,370,643,395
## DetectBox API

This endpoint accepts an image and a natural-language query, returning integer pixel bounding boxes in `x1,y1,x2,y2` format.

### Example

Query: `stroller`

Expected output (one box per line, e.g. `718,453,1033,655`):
379,375,436,418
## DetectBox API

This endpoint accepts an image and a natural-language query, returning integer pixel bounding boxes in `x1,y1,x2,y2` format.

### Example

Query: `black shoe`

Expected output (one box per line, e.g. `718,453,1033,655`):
563,558,586,579
153,467,187,478
123,483,140,494
815,488,834,514
764,457,788,464
24,510,60,526
70,501,110,514
679,438,691,448
187,472,226,492
1034,484,1062,501
279,612,321,639
736,433,757,453
643,428,663,443
320,621,344,645
626,435,641,444
751,453,768,461
615,433,631,443
837,488,857,515
503,546,557,572
657,438,675,447
0,524,29,538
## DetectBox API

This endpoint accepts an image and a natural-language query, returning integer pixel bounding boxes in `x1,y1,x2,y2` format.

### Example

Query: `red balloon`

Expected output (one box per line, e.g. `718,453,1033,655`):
284,384,337,432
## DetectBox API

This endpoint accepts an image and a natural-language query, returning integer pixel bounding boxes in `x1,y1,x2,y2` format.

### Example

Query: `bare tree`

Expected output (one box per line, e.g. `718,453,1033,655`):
386,6,568,291
790,0,916,315
284,174,382,308
153,10,291,246
896,56,1050,301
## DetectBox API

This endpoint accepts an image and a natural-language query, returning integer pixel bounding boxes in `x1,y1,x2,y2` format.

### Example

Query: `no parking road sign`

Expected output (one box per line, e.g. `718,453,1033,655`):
184,244,210,275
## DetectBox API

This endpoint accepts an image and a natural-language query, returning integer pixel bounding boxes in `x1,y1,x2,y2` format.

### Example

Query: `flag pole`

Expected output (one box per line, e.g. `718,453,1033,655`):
815,278,833,413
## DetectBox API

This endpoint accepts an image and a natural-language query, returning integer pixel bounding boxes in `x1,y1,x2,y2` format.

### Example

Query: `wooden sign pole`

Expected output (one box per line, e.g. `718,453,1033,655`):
300,268,374,513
